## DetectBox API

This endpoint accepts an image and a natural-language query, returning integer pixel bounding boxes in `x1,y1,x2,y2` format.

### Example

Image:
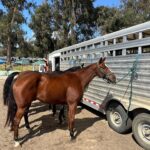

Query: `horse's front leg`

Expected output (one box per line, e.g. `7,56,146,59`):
52,104,56,116
59,105,65,124
68,103,77,140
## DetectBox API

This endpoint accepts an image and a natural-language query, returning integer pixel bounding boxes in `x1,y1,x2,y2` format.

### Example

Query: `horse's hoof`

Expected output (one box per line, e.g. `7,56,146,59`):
9,128,14,132
70,136,76,142
73,128,77,133
14,141,20,147
27,128,32,133
25,125,30,129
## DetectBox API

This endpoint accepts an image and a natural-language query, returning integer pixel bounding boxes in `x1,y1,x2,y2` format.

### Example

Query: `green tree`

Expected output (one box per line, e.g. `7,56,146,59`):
0,0,34,64
15,40,35,58
95,6,121,34
52,0,96,49
29,1,54,57
120,0,150,26
95,0,150,35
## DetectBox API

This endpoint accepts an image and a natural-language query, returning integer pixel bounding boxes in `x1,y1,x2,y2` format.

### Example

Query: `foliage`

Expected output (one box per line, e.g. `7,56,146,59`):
96,0,150,34
29,1,54,57
95,6,120,34
0,0,150,59
51,0,96,49
0,0,34,64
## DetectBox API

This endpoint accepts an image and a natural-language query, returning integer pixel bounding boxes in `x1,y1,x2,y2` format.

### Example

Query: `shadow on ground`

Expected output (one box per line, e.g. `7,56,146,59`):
19,101,105,145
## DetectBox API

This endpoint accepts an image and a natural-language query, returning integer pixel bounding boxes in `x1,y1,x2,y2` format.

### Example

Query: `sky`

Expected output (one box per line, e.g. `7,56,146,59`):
0,0,120,40
94,0,120,7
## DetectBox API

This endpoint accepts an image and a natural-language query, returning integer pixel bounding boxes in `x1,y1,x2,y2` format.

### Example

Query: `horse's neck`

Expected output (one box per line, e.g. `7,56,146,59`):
76,64,97,88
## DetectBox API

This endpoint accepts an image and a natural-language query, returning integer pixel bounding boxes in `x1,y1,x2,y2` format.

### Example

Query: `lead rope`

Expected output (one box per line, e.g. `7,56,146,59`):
107,54,140,120
126,54,140,116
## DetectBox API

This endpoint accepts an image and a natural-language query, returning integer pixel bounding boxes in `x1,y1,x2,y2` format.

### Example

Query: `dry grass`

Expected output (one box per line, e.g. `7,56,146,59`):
0,64,39,71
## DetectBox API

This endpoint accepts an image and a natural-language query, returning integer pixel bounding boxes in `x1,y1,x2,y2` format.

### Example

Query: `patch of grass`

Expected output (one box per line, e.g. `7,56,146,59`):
0,64,39,71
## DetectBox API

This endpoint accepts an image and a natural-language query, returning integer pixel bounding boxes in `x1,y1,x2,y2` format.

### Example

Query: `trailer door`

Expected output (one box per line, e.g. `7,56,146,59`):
55,56,60,71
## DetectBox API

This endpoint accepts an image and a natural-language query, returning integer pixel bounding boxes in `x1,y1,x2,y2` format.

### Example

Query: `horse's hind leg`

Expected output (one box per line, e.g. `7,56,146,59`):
24,105,31,130
13,107,26,147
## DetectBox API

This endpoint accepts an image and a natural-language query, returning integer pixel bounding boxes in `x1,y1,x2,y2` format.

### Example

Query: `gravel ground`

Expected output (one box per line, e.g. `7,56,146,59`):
0,78,142,150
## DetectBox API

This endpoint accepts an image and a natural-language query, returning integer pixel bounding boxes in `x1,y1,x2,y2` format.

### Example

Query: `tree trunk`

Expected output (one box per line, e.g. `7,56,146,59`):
6,7,16,65
7,36,11,65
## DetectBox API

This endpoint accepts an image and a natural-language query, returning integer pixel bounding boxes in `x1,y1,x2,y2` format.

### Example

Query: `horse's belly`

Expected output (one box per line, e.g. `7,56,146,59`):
37,93,66,104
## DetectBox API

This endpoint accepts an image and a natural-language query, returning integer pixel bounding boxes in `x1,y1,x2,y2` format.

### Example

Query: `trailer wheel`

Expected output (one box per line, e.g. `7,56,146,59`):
106,103,132,133
132,113,150,150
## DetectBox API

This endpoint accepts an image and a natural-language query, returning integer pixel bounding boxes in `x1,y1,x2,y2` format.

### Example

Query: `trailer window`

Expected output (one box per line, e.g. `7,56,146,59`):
142,46,150,53
109,51,113,56
143,29,150,38
126,48,138,55
116,50,122,56
94,43,100,48
127,33,138,41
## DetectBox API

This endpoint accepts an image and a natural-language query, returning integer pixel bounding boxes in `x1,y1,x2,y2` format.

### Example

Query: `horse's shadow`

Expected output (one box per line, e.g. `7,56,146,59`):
73,117,102,138
19,101,105,145
19,101,50,129
19,112,104,145
20,113,62,145
28,101,50,116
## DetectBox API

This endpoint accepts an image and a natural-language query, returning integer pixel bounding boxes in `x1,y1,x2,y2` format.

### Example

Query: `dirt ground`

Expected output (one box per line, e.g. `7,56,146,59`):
0,79,143,150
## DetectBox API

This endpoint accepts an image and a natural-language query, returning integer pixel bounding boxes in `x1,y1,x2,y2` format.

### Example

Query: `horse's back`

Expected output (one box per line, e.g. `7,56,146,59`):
14,71,41,87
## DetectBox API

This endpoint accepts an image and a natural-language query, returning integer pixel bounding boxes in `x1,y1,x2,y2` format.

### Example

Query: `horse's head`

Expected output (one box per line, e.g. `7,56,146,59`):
96,57,116,84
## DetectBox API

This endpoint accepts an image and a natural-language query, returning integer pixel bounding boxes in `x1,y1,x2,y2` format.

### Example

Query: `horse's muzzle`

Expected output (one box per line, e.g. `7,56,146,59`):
103,73,116,84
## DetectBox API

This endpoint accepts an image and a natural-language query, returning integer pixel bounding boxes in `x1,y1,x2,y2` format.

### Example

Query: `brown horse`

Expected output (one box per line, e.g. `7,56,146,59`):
3,64,84,130
4,57,116,146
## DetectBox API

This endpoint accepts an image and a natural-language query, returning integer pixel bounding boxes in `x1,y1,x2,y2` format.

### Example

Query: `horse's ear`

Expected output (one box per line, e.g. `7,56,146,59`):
99,57,106,64
81,63,84,68
103,57,106,62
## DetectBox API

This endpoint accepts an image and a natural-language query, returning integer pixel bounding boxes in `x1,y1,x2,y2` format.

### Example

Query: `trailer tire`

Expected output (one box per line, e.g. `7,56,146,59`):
132,113,150,150
106,103,132,134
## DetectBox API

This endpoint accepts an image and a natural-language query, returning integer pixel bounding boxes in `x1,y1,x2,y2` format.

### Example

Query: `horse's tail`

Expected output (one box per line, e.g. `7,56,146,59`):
3,72,19,105
3,72,19,127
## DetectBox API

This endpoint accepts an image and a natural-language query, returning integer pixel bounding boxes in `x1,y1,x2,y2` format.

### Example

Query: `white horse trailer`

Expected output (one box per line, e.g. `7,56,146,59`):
48,21,150,149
